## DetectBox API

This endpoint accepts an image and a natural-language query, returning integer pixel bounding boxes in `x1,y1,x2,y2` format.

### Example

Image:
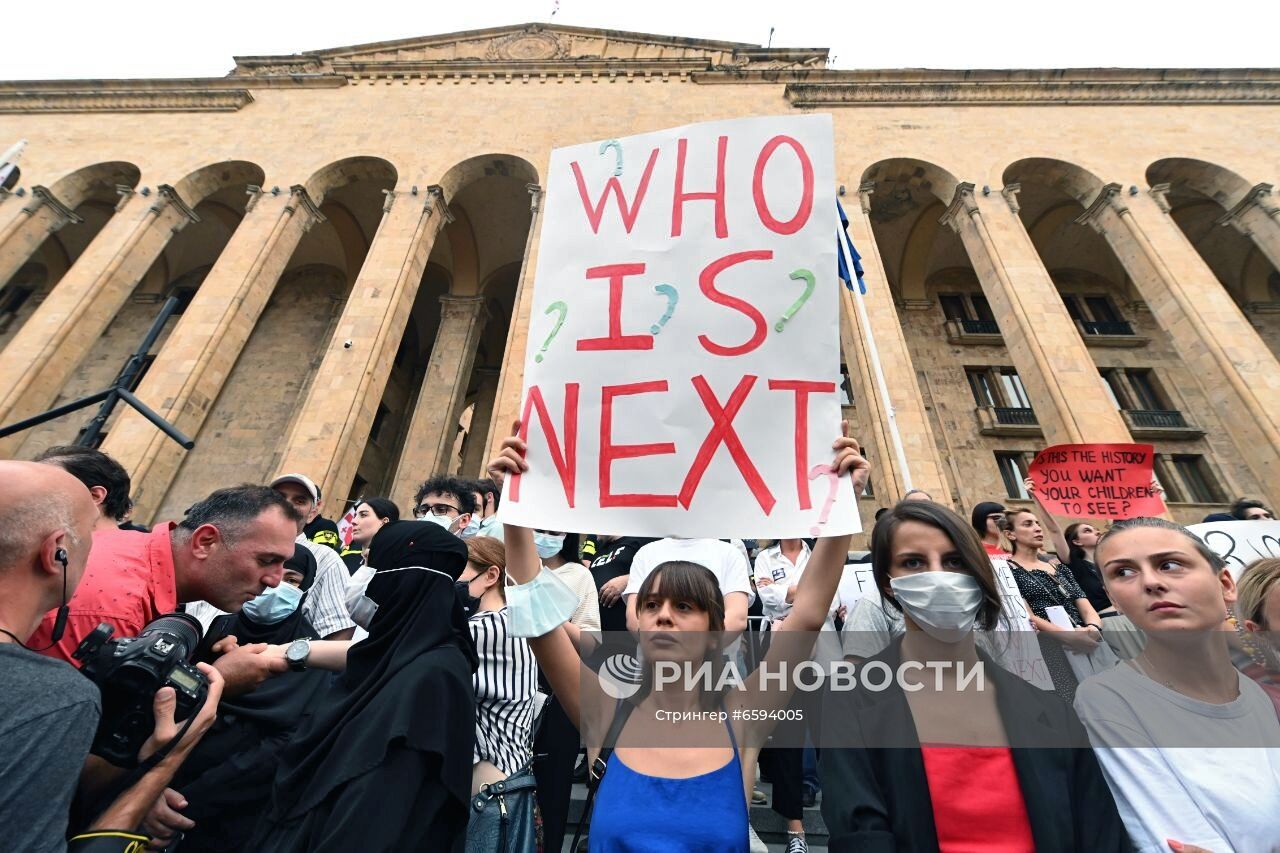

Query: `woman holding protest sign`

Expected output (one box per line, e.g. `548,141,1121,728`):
487,419,868,853
1023,478,1114,617
1002,508,1110,702
1075,518,1280,853
820,500,1129,852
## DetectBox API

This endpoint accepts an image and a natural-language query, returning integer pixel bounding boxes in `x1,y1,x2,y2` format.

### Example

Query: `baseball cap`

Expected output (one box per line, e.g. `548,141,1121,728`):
270,473,320,502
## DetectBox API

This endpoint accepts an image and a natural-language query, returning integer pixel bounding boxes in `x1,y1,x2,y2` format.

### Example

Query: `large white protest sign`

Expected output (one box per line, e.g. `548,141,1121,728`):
1187,519,1280,580
989,558,1055,691
502,115,855,538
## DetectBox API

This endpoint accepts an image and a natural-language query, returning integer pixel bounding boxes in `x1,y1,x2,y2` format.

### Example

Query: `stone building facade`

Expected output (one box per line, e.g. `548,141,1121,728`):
0,23,1277,535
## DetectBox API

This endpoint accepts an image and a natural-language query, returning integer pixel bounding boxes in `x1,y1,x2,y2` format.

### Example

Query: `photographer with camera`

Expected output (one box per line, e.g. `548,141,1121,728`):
0,461,226,852
28,482,302,697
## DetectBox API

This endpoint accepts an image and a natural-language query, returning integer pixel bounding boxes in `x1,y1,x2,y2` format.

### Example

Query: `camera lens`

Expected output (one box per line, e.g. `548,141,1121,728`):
138,612,203,661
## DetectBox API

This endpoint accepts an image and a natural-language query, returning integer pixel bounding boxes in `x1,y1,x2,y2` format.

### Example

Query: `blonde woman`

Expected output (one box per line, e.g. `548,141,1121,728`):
1235,557,1280,717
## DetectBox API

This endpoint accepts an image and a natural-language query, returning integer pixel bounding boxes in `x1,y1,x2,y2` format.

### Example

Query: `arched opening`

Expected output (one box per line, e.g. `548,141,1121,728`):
1002,157,1240,514
357,154,537,503
153,156,397,518
860,157,1030,507
1146,157,1280,358
0,161,141,345
9,161,269,457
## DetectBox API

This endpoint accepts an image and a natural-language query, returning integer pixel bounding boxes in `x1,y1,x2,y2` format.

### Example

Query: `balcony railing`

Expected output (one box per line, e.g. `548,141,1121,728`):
960,318,1001,334
1126,409,1188,429
993,406,1038,426
976,405,1041,436
1081,320,1135,336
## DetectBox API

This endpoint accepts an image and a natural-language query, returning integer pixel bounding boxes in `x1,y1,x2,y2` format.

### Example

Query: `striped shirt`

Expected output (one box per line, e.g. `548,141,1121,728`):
469,607,539,777
295,535,356,638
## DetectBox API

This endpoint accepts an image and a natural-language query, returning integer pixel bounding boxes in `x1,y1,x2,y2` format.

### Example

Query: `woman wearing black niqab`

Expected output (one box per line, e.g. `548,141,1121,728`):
252,521,478,853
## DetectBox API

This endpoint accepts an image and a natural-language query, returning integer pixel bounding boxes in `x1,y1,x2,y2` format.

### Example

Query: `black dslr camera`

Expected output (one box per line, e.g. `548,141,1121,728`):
73,612,208,767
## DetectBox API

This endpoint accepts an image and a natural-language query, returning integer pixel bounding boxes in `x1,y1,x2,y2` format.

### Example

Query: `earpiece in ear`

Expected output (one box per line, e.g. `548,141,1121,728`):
54,548,68,566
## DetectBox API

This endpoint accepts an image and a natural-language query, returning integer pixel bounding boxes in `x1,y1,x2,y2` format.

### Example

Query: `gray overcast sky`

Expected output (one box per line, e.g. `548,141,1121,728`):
3,0,1276,79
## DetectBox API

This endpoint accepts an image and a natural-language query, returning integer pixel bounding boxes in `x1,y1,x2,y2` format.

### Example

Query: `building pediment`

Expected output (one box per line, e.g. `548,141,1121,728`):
230,22,828,77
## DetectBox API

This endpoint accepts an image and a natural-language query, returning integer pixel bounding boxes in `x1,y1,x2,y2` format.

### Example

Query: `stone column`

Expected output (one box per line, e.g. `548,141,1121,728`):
1080,184,1280,502
389,294,489,509
940,182,1132,446
841,183,951,505
1216,182,1280,275
102,185,324,516
460,367,501,477
275,186,453,504
485,184,543,462
0,185,198,456
0,186,83,292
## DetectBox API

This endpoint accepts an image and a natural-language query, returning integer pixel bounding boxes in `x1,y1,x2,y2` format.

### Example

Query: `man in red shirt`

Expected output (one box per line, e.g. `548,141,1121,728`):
28,479,300,694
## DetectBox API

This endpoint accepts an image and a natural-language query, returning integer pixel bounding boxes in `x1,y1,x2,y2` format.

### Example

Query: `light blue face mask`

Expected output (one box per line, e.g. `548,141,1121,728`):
506,567,580,638
242,582,303,625
460,515,483,539
534,532,566,560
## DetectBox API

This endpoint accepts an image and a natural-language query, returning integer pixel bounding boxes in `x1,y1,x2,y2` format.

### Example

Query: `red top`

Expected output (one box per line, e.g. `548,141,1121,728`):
984,543,1008,557
29,524,179,666
920,746,1035,853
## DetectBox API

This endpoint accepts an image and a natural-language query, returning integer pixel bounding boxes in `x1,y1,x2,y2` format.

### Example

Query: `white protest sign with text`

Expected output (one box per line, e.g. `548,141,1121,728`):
503,115,855,538
990,558,1055,691
1187,519,1280,580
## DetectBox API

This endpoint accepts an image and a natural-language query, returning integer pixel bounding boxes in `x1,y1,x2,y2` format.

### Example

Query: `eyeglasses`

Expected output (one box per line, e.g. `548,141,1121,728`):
414,502,460,519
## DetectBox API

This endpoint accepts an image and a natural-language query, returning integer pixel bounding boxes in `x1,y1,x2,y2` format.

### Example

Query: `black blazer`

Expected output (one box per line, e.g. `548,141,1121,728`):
819,639,1132,853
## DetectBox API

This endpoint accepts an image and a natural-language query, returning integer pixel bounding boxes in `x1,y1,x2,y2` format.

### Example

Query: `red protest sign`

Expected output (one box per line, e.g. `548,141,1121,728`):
1028,443,1165,520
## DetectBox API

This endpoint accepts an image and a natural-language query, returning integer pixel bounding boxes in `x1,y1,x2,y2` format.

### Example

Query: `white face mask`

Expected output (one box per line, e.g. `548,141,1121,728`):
420,513,457,534
889,572,984,643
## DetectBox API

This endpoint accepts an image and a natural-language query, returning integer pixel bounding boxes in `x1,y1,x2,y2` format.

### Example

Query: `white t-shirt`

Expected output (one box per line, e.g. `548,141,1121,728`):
752,543,838,631
548,561,602,632
1075,661,1280,853
624,538,754,606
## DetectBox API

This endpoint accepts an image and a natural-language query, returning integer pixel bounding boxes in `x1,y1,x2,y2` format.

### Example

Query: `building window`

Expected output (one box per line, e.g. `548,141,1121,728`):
1155,454,1225,504
346,475,368,507
838,362,855,406
995,452,1032,500
966,367,1036,424
940,292,996,321
1062,293,1134,336
0,285,33,333
370,404,391,445
1101,368,1169,411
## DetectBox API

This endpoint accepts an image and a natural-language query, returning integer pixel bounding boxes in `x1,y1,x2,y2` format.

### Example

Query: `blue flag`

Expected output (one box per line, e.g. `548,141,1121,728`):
836,199,865,294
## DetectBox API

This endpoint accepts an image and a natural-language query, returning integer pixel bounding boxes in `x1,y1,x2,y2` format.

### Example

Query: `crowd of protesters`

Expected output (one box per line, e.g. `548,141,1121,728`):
0,433,1278,853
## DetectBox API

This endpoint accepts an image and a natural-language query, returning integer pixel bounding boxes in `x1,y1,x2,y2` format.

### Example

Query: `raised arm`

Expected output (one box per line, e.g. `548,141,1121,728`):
1025,477,1071,562
732,423,869,737
489,423,608,731
776,424,867,634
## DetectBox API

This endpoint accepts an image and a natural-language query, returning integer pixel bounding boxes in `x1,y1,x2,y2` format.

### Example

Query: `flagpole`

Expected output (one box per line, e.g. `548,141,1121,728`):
836,221,913,492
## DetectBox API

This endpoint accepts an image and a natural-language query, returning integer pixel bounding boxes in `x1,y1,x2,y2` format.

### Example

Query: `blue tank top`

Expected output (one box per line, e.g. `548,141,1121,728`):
588,711,747,852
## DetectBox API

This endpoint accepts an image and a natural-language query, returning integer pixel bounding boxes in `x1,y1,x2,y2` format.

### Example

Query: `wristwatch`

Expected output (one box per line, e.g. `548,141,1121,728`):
285,637,311,672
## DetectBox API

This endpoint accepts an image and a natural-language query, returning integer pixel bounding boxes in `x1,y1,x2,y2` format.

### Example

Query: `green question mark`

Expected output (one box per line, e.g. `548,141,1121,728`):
535,301,568,363
775,268,816,332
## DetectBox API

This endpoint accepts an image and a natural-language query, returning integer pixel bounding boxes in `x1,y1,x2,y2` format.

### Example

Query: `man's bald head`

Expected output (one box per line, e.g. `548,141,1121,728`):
0,461,97,573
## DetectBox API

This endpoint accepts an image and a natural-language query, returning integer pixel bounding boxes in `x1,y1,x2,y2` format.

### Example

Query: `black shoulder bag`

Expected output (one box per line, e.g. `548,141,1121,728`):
568,698,636,853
